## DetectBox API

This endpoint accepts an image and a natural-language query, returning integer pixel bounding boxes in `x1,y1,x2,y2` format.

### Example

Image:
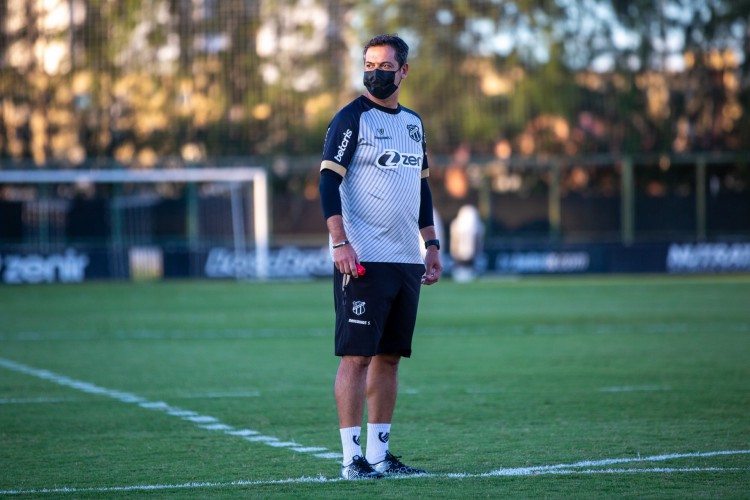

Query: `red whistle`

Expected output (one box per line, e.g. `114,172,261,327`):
356,263,366,276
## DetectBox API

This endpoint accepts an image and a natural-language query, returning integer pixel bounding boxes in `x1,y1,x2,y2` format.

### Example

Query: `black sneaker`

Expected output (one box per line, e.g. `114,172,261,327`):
371,451,427,475
340,455,385,480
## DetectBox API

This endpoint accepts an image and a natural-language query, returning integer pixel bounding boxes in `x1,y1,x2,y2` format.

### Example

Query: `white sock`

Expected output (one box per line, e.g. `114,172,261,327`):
340,426,363,465
365,423,391,464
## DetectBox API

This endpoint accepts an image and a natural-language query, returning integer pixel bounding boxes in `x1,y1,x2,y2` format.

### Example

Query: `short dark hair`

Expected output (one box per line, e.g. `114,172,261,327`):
363,34,409,67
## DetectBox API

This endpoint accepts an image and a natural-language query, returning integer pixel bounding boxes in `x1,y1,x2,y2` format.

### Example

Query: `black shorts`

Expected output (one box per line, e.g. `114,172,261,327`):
333,262,424,358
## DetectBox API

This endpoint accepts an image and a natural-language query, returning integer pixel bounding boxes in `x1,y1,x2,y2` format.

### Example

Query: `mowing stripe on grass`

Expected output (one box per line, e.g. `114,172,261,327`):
173,390,262,399
1,461,748,495
0,397,76,404
0,328,331,342
2,320,748,342
598,385,671,392
0,357,342,461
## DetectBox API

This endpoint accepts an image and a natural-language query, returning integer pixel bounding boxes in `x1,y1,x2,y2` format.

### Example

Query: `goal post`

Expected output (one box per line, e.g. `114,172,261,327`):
0,167,270,280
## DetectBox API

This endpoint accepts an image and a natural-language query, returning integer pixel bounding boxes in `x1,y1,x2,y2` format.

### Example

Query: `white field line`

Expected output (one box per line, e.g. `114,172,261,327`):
0,357,342,461
1,461,748,496
481,449,750,476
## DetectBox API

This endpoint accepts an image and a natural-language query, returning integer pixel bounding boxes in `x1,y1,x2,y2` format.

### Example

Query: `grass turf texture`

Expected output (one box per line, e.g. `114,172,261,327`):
0,275,748,498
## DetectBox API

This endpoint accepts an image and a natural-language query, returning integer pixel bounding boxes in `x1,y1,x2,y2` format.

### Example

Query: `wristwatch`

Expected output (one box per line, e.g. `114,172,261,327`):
424,239,440,251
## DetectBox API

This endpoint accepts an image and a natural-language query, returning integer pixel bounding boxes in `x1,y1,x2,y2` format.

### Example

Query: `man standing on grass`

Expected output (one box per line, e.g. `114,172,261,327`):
319,34,442,480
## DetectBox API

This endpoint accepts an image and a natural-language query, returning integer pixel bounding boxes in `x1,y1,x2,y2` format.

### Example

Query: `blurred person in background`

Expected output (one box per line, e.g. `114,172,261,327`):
450,205,485,282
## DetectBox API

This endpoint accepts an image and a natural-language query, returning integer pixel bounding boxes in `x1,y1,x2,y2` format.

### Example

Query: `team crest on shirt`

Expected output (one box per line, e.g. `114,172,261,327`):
352,301,366,316
406,124,421,143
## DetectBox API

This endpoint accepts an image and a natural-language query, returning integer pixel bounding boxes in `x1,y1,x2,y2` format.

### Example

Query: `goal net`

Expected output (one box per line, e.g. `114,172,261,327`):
0,168,269,280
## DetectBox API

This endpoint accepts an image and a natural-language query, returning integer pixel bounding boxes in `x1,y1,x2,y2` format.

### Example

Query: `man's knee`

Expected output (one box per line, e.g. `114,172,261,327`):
374,353,401,368
341,355,373,370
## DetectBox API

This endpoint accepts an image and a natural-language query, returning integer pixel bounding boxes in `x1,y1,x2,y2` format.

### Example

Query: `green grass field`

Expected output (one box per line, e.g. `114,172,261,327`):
1,275,749,498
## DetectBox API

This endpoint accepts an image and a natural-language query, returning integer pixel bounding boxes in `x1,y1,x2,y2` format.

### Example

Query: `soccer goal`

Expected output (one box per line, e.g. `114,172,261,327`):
0,167,270,280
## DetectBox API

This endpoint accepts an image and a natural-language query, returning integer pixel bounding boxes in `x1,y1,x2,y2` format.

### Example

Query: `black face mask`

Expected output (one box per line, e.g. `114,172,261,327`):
363,68,400,100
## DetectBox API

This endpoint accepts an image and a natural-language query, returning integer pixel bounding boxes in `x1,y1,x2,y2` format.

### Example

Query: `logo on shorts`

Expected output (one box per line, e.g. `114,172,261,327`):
352,301,366,316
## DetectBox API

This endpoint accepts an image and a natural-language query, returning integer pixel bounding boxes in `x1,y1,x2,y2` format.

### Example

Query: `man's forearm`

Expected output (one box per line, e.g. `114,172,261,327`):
327,215,348,244
419,225,437,243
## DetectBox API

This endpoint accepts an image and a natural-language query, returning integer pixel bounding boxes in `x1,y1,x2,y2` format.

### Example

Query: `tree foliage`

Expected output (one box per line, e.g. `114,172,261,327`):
0,0,748,167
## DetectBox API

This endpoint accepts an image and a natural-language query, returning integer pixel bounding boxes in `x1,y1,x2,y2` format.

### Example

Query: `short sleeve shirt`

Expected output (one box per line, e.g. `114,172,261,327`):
321,96,429,264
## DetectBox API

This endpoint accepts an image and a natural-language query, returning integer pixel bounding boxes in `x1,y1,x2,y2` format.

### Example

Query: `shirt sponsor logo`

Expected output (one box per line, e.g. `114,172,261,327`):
376,149,423,169
334,129,353,162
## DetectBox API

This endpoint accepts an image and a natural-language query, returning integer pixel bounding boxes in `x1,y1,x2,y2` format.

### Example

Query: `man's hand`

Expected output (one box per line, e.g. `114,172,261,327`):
421,247,442,285
327,215,363,278
333,244,363,278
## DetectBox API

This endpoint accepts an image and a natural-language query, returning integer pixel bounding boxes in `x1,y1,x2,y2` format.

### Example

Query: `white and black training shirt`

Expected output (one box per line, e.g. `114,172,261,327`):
320,95,432,264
